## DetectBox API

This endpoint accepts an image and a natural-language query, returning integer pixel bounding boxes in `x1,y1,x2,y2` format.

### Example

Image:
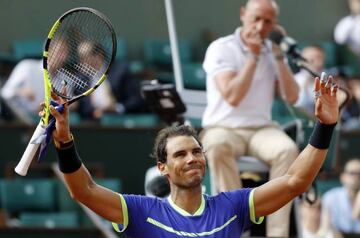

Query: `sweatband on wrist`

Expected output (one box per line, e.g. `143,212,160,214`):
309,121,337,149
56,141,82,173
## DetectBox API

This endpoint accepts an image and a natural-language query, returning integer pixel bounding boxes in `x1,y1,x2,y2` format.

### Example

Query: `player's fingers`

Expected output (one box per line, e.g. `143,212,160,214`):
314,77,321,99
325,75,333,94
331,82,338,97
320,72,327,95
51,90,60,100
49,105,62,119
62,102,70,117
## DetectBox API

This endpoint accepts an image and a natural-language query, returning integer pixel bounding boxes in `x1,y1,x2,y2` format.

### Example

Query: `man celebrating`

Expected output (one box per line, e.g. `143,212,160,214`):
48,74,338,237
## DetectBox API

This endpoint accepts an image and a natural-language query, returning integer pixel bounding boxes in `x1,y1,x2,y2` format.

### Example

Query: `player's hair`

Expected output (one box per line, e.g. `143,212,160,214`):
152,125,202,163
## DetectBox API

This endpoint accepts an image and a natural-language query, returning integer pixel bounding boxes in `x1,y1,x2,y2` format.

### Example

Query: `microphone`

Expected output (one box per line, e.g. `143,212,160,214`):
268,30,308,62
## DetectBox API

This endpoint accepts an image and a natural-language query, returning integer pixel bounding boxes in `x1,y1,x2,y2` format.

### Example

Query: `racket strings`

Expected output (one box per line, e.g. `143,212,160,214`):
47,10,114,99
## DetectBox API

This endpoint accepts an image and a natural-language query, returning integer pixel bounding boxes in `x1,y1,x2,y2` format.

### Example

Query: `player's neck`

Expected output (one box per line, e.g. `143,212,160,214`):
169,186,203,215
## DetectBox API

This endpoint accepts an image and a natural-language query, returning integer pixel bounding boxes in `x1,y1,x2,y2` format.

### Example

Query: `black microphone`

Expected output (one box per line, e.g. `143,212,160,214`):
268,30,308,62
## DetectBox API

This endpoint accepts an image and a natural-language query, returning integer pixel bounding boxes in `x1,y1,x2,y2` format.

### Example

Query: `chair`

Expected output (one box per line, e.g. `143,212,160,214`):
19,211,79,228
182,63,206,91
116,38,127,62
12,39,43,61
100,113,160,128
315,178,341,196
0,179,56,213
338,44,360,77
144,39,192,85
321,41,339,69
144,39,192,68
96,178,122,193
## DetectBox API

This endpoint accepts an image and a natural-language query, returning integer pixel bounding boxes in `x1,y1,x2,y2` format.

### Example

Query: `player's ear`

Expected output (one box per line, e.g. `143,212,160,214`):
157,162,168,176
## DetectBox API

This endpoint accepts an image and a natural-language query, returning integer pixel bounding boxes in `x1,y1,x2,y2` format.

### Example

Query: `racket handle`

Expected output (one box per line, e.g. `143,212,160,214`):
15,121,46,176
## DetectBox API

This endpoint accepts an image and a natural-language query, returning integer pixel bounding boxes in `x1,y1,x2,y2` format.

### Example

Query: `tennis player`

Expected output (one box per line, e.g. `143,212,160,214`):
48,75,338,237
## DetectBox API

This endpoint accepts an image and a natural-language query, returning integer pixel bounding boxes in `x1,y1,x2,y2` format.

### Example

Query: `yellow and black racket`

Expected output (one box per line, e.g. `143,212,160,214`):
15,7,117,176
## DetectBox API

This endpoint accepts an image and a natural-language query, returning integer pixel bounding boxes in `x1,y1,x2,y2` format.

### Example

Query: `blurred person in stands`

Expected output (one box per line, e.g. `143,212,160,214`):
0,38,70,125
334,0,360,56
300,198,343,238
76,41,147,121
1,38,69,125
107,61,148,115
322,158,360,234
294,46,356,128
0,59,43,125
341,78,360,130
200,0,299,236
75,40,118,120
294,46,326,116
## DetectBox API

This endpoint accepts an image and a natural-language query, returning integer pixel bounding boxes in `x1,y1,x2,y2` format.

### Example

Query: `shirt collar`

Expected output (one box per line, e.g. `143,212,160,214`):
167,195,206,216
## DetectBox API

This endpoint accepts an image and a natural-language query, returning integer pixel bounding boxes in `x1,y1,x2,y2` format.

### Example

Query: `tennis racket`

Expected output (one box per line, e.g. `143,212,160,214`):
15,7,117,176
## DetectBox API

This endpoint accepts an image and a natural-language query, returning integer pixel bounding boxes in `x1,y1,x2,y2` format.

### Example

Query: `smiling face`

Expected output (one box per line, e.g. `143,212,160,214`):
158,135,206,189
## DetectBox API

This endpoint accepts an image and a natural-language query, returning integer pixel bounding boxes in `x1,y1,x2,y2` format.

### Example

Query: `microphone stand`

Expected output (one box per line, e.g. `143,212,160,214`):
294,59,319,78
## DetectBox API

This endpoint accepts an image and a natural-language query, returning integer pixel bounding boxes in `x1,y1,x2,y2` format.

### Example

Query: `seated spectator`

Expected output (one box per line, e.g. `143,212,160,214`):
76,41,148,121
300,197,343,238
294,47,353,122
0,59,44,125
322,158,360,234
341,78,360,130
107,61,148,114
334,0,360,56
294,46,326,116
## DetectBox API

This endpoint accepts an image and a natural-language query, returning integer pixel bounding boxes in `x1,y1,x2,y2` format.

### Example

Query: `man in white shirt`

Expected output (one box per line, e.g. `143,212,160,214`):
201,0,299,236
334,0,360,56
0,59,44,125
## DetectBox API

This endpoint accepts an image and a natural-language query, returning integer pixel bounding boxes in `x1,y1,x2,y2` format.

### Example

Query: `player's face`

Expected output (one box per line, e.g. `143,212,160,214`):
162,136,206,189
240,1,277,39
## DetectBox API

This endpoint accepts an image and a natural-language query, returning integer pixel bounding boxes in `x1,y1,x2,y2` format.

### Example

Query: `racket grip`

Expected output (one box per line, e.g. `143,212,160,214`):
15,121,46,176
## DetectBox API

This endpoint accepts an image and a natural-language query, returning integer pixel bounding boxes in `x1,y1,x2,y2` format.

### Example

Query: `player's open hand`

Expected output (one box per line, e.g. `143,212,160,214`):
314,73,339,125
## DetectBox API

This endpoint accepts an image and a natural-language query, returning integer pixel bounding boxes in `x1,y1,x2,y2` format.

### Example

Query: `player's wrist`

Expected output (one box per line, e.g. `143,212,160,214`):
55,138,82,173
309,121,337,149
54,134,74,149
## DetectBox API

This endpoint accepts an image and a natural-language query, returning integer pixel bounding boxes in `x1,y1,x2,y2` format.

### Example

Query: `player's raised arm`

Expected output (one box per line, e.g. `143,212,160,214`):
253,74,339,217
49,93,124,224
